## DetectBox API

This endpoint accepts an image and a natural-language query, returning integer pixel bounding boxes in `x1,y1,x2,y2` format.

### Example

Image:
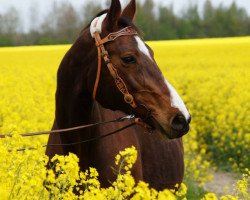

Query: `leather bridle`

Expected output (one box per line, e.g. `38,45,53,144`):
91,25,154,125
0,26,154,151
92,26,138,108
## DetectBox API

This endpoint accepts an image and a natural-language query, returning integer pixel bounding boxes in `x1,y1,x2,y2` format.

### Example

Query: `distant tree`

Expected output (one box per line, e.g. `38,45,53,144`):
208,4,227,37
40,2,57,36
226,2,249,36
80,1,103,27
203,0,214,36
27,2,41,45
0,7,21,35
157,5,178,39
0,7,21,46
55,2,79,41
203,1,250,37
29,2,40,32
135,0,157,40
1,0,250,46
40,2,79,44
0,14,3,34
179,5,204,38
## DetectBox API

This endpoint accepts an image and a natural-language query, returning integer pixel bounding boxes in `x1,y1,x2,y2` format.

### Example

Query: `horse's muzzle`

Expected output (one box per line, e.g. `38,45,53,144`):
148,115,191,139
170,113,191,136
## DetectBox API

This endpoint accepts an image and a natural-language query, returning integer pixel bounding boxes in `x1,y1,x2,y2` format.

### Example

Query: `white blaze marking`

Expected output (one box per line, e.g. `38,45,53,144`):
165,79,190,120
135,36,153,61
90,13,107,37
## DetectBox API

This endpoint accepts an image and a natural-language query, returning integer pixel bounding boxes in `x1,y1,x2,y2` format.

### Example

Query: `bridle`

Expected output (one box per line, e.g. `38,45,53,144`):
92,26,138,108
0,23,154,151
91,24,154,128
91,23,153,125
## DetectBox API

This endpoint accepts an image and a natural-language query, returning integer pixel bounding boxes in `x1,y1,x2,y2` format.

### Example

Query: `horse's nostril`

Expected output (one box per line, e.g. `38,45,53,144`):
171,114,188,131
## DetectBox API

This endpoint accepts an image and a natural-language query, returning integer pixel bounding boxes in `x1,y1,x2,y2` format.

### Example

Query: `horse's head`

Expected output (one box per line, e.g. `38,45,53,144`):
86,0,191,139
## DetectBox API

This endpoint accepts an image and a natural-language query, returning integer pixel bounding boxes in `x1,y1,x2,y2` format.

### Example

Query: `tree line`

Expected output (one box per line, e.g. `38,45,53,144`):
0,0,250,46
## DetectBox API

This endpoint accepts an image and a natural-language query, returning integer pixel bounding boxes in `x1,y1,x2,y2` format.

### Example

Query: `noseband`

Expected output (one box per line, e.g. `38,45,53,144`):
92,26,138,108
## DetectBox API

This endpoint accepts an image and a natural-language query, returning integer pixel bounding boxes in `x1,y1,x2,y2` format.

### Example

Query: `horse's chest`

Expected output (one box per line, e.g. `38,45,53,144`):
140,136,184,190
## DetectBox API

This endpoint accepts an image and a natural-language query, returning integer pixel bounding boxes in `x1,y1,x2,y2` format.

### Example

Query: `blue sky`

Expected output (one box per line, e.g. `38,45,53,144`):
0,0,250,32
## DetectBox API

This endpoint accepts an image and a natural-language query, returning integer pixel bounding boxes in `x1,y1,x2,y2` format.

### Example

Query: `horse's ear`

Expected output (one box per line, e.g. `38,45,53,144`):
105,0,122,31
121,0,136,21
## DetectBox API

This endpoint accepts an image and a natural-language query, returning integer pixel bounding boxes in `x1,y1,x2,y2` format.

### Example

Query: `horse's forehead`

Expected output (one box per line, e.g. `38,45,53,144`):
134,36,153,61
113,35,152,59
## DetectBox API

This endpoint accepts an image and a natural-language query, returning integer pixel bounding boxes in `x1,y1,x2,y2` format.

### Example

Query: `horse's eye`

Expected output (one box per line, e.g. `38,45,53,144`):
121,56,136,64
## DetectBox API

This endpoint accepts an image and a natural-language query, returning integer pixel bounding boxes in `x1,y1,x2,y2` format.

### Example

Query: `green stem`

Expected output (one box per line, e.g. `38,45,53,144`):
8,161,23,200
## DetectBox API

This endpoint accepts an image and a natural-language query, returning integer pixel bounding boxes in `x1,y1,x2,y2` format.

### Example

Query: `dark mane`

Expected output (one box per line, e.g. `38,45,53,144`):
84,9,109,29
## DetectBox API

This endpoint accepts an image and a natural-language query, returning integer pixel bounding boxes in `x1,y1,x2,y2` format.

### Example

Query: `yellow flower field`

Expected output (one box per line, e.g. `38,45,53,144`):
0,37,249,199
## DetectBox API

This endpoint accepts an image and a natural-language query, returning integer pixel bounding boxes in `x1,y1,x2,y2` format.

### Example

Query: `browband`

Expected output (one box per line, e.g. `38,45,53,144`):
96,26,137,46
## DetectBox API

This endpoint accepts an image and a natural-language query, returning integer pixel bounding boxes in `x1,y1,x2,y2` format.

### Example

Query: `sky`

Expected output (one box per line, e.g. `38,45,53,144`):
0,0,250,32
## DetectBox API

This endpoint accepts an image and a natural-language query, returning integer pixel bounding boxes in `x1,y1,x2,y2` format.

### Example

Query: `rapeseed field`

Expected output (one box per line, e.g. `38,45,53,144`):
0,37,249,199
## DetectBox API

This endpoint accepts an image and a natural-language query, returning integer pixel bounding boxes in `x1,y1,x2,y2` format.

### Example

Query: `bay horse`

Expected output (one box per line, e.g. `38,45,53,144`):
46,0,191,190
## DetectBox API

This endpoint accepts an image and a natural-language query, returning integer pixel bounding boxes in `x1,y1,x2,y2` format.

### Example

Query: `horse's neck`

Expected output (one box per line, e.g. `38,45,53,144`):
53,33,99,159
55,32,95,128
90,101,124,123
55,83,93,128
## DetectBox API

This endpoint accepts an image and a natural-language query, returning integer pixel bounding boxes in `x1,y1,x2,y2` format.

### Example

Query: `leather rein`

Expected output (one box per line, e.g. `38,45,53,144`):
0,26,152,151
1,114,137,152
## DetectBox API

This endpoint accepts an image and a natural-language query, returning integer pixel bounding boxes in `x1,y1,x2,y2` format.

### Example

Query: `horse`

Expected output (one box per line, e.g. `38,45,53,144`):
45,0,191,190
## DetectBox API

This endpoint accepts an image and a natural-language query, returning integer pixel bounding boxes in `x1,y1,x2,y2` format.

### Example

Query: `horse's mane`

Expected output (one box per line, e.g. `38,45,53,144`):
84,9,109,29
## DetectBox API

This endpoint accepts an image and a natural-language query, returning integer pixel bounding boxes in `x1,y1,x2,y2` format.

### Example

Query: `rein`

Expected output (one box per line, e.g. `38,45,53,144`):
45,122,136,147
0,114,135,139
1,114,138,151
0,26,152,150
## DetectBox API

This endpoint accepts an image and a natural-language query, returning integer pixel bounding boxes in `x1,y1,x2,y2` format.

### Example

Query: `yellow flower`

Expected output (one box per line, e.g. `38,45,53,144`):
201,193,218,200
1,37,250,199
176,183,187,197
